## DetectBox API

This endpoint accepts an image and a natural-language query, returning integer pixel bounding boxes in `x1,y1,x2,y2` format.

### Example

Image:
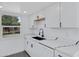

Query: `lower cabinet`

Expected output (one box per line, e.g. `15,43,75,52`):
30,41,54,57
25,39,70,57
55,50,69,57
25,39,33,56
25,39,54,57
25,38,71,57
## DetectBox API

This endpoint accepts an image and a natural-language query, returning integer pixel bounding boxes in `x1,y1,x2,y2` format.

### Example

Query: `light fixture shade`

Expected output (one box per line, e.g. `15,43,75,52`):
24,11,27,13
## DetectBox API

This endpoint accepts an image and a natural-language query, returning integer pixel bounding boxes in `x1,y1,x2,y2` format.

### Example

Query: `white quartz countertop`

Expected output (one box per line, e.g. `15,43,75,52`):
55,44,79,57
31,37,76,49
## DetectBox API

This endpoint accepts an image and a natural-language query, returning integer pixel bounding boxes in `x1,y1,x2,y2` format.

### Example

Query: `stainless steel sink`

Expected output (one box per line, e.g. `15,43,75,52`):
32,36,46,40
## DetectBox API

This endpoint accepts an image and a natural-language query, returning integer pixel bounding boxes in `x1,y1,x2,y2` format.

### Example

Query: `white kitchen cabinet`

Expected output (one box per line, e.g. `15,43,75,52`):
25,39,32,55
29,3,79,28
45,3,60,28
30,3,60,28
29,10,46,28
61,2,79,28
25,37,54,57
30,40,54,57
45,2,79,28
55,50,69,57
29,14,36,28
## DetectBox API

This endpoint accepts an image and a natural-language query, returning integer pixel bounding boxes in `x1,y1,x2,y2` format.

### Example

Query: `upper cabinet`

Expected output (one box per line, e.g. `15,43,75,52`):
29,10,46,29
45,3,60,28
29,2,79,28
45,2,79,28
61,2,78,28
29,3,60,28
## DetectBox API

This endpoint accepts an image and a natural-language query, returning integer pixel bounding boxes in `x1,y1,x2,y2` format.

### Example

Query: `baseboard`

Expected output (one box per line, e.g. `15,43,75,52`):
4,50,31,57
24,50,31,57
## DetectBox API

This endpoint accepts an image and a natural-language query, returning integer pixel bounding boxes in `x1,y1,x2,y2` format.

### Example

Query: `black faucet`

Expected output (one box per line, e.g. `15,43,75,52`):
39,28,44,37
75,41,79,45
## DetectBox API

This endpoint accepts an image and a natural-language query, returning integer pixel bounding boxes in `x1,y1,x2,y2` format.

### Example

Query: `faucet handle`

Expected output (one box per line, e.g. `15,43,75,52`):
42,34,44,37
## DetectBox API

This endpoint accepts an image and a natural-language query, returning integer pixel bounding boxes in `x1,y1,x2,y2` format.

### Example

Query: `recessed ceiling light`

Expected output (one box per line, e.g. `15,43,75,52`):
24,11,27,13
0,6,3,8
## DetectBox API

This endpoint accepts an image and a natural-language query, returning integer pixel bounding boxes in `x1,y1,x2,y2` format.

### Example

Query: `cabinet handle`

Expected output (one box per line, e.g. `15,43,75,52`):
31,44,33,48
44,24,46,27
27,41,28,45
60,22,62,28
58,54,62,57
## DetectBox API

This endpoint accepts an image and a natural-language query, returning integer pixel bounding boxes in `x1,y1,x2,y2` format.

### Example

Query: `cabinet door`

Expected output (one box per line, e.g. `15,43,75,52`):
37,11,46,28
29,14,36,28
25,39,32,55
61,2,77,28
30,41,54,57
25,39,30,52
55,50,69,57
45,3,60,28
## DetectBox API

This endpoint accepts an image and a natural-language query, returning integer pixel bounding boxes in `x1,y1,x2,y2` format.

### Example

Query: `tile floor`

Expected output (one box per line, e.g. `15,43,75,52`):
6,51,30,57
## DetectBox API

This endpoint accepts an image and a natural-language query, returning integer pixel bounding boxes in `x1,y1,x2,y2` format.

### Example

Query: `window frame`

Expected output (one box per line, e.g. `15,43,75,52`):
1,14,21,38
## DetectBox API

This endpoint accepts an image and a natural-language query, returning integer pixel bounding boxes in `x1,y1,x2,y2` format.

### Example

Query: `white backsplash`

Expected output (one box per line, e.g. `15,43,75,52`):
30,28,79,42
45,28,79,41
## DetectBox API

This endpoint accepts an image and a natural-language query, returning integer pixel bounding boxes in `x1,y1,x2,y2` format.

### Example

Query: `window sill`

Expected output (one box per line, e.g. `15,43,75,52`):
2,26,21,27
3,34,21,38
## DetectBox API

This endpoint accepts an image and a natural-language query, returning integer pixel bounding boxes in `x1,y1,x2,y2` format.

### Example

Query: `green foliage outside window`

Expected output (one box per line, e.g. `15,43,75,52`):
2,15,20,26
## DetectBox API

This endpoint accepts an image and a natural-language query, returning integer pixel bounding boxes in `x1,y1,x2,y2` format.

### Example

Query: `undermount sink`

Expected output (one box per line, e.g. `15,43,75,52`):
32,36,46,40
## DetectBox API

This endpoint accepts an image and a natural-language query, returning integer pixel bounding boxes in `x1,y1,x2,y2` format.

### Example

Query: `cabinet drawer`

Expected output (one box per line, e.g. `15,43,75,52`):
55,50,68,57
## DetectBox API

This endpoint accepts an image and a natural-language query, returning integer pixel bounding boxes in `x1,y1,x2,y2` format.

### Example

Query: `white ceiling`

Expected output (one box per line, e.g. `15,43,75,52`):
0,2,55,15
20,2,54,15
0,2,21,13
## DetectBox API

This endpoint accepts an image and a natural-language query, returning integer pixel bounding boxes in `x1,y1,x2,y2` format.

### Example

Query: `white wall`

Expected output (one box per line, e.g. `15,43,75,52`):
44,28,79,42
21,15,32,35
0,38,24,57
0,11,29,56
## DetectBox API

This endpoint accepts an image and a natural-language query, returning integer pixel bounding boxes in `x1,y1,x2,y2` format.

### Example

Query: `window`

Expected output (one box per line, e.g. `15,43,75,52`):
2,15,21,37
2,15,21,26
3,27,20,35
